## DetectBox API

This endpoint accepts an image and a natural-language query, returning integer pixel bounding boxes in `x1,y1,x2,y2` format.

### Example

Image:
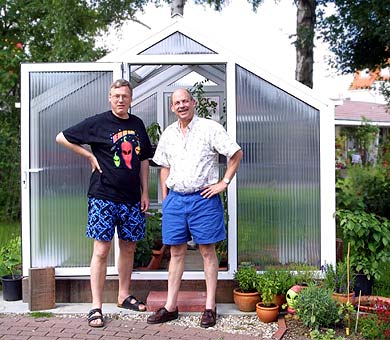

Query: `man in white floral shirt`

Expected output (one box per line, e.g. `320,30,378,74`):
147,88,243,328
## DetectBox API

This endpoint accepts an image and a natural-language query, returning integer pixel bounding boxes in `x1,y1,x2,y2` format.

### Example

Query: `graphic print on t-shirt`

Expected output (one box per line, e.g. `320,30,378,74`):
111,129,141,169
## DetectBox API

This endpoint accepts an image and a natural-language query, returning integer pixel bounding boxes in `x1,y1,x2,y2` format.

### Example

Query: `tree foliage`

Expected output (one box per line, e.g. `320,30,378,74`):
317,0,390,74
0,0,151,221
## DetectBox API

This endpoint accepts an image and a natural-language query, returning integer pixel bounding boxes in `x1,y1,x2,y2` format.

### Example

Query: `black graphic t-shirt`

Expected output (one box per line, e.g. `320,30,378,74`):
63,111,153,203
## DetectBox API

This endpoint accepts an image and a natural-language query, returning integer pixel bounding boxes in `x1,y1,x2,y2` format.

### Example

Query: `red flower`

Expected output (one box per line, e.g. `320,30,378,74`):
15,42,23,49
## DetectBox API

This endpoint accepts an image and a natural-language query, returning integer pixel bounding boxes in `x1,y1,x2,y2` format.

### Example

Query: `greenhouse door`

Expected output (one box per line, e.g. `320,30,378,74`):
20,63,122,276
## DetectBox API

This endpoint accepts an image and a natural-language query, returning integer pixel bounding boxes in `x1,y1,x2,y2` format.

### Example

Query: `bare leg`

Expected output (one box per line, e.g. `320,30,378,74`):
165,244,187,311
117,239,145,310
199,243,218,310
90,240,111,326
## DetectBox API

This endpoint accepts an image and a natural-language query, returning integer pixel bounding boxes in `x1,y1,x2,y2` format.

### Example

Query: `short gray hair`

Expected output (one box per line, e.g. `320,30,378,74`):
110,79,133,96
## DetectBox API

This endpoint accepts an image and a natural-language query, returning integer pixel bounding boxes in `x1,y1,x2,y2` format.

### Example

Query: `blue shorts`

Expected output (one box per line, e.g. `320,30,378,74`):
162,190,226,245
86,197,145,242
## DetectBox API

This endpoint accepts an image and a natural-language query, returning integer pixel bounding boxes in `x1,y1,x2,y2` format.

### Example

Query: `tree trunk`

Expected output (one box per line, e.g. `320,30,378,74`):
295,0,316,88
171,0,186,18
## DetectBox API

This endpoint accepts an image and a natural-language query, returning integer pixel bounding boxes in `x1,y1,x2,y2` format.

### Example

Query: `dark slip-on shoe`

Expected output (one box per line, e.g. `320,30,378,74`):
200,308,217,328
147,306,179,324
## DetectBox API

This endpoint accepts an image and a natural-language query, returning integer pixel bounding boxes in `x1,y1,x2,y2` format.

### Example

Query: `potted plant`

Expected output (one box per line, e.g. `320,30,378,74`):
255,270,280,323
233,265,261,312
134,210,166,270
270,269,294,309
0,236,23,301
322,260,355,305
146,122,162,166
216,239,227,269
335,209,390,295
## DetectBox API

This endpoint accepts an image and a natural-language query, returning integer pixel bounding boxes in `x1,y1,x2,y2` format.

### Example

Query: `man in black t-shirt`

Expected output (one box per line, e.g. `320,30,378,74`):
56,79,153,327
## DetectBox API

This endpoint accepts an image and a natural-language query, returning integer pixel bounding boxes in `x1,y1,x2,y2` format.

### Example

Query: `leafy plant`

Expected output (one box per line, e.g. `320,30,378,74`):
134,209,162,268
373,260,390,297
0,236,22,278
144,210,163,250
336,165,390,219
257,271,278,306
216,239,227,266
310,329,346,340
273,270,295,295
233,265,259,293
256,269,292,307
260,269,294,296
339,117,379,166
321,261,354,294
335,209,390,281
288,264,317,286
189,80,218,119
146,122,162,146
295,284,340,330
358,300,390,340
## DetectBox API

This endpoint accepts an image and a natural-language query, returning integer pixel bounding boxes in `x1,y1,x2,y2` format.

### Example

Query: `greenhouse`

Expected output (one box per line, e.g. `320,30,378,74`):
20,21,335,295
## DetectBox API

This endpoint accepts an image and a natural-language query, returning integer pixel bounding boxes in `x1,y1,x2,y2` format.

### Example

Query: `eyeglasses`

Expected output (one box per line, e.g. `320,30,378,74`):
110,94,131,102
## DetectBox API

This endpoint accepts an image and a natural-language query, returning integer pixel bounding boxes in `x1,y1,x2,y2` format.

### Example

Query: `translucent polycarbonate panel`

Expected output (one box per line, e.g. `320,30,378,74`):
170,72,218,87
140,32,216,55
236,66,321,268
132,93,157,132
29,71,114,268
131,93,159,203
129,64,225,90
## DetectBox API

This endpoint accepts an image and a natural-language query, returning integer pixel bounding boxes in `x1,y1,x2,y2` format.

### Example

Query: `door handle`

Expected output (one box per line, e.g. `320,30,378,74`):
22,168,44,189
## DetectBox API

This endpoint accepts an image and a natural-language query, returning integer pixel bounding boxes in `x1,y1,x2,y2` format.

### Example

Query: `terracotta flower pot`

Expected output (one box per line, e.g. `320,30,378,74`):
332,292,355,305
233,288,261,312
358,295,390,313
256,302,279,323
273,293,287,311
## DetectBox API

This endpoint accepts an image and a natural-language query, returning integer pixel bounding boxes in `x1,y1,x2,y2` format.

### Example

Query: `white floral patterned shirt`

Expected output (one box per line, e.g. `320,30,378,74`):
152,116,241,193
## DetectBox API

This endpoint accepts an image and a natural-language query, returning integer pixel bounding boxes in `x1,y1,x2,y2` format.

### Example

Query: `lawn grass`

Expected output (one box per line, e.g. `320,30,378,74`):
237,186,320,268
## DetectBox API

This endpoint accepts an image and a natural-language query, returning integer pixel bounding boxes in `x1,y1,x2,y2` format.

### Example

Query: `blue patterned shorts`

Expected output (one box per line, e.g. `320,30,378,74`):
86,197,145,242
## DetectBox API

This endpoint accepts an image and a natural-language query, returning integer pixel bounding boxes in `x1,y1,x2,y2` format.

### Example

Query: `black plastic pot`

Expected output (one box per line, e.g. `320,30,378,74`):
1,274,23,301
354,273,374,296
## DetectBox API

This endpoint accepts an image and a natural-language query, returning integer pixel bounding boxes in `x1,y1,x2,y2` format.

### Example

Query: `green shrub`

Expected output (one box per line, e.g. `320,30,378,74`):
357,313,386,340
373,260,390,297
0,236,22,278
336,165,390,219
336,209,390,281
295,284,340,330
310,329,346,340
321,261,354,294
233,265,259,293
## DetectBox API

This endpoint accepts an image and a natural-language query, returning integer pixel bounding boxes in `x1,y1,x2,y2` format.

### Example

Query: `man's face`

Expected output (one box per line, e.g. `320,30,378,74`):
171,89,196,122
109,86,132,118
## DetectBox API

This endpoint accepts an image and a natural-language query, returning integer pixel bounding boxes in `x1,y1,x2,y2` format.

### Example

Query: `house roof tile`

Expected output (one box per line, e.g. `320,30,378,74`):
335,100,390,122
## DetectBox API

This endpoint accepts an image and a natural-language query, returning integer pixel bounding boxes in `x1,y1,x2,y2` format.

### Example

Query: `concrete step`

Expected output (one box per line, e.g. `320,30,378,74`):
146,291,206,312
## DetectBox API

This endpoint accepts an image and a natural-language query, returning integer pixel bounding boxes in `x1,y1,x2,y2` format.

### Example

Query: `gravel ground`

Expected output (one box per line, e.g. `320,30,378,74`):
62,312,366,339
115,313,366,339
117,312,279,339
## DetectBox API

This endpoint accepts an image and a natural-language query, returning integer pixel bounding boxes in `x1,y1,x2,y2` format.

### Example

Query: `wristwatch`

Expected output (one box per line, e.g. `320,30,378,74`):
222,178,230,185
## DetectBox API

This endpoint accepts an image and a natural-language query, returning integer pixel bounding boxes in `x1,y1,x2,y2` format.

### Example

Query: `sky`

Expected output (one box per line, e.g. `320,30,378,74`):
97,0,354,100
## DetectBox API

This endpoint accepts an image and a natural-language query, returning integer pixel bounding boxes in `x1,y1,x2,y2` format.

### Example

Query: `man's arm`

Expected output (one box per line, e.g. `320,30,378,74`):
140,159,150,212
55,132,102,173
201,149,243,199
222,149,243,184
